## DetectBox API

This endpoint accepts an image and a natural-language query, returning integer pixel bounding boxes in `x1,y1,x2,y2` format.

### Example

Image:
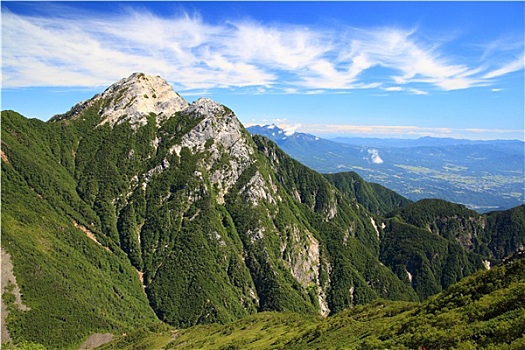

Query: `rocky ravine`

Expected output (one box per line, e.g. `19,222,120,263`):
1,249,30,343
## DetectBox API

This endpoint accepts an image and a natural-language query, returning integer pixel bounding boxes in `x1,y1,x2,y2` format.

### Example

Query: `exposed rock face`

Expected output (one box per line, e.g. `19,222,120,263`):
98,73,189,129
239,171,278,206
280,225,330,316
280,225,316,287
170,98,256,204
170,98,248,158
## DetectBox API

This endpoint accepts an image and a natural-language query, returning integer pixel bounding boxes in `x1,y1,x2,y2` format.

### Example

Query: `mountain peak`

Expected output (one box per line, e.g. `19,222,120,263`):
97,72,189,129
248,124,286,138
54,72,189,129
185,97,228,119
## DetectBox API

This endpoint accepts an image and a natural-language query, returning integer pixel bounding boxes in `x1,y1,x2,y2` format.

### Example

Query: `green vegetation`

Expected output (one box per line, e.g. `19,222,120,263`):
2,111,157,349
99,256,525,349
324,171,412,215
387,199,525,260
485,205,525,259
380,199,525,300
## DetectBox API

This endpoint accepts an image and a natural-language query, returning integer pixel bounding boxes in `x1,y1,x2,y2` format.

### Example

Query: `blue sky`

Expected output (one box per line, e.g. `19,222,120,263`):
2,1,524,140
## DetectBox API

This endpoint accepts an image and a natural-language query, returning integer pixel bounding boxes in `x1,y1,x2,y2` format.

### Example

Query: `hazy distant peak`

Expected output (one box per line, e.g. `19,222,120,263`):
252,124,295,137
261,124,284,132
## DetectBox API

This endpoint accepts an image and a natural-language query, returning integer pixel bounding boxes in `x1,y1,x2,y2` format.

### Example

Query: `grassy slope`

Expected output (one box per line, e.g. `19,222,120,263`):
100,257,525,350
1,111,157,349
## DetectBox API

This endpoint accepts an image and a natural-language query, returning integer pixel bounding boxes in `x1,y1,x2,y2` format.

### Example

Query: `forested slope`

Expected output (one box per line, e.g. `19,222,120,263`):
99,255,525,349
2,111,157,348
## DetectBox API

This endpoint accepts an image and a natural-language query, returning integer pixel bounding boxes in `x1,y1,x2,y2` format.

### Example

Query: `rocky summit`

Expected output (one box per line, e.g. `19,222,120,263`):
52,72,189,129
2,73,524,349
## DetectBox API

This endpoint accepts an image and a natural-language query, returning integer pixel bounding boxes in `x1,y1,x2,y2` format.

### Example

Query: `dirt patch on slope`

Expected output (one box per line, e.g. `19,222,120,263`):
0,149,8,163
1,249,31,343
79,333,113,349
137,269,144,285
73,220,111,252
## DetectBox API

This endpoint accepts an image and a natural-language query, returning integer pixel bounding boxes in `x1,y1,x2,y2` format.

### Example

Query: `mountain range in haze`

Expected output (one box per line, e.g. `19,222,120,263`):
247,124,525,212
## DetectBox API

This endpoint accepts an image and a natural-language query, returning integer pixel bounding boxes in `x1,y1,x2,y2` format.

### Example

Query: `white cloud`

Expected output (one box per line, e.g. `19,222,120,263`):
283,124,302,136
258,119,302,136
227,21,329,71
367,149,384,164
483,55,525,79
2,6,523,92
304,90,326,95
407,88,428,95
382,86,427,95
2,8,275,89
384,86,403,92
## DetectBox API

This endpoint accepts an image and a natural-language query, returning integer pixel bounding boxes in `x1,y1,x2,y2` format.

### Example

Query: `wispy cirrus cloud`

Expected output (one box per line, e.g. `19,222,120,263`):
483,55,525,79
382,86,428,95
2,5,523,93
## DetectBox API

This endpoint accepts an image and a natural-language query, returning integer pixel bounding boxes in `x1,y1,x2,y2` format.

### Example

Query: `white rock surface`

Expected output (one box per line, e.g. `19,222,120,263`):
61,73,189,130
170,97,255,203
100,73,189,129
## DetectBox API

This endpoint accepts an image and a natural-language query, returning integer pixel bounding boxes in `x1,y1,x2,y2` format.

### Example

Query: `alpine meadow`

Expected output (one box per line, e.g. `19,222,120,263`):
2,73,524,349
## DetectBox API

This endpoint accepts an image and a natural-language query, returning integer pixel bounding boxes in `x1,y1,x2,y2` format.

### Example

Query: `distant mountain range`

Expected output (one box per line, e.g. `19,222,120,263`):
332,135,524,147
247,124,525,212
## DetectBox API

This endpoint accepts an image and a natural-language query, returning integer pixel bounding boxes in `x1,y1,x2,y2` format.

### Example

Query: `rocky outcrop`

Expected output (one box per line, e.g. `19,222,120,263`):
279,224,330,316
170,98,255,204
52,73,189,129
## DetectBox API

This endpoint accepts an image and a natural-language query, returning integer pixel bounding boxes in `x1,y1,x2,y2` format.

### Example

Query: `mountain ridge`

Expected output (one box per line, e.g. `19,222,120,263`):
2,73,524,349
